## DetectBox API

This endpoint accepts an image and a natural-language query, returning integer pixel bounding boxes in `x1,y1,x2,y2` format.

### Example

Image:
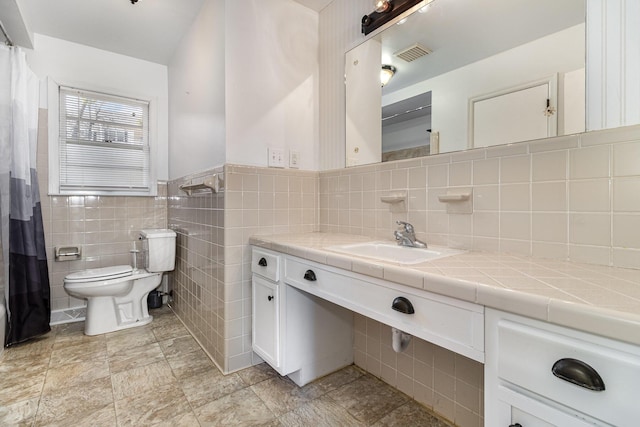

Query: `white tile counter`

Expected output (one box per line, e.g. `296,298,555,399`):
250,232,640,346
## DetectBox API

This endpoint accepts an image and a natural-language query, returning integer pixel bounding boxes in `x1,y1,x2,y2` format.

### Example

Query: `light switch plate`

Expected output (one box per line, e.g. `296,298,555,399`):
289,150,300,169
268,148,286,168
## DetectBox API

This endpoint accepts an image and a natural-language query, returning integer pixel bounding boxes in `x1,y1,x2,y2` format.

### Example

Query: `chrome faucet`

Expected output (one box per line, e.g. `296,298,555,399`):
394,221,427,248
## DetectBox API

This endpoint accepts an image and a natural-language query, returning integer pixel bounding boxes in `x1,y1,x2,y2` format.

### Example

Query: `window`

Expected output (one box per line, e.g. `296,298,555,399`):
51,85,155,196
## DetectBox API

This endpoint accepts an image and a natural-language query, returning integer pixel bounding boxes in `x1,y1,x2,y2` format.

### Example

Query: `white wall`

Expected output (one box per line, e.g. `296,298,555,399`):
168,0,226,180
383,24,585,154
25,33,169,180
586,0,640,131
225,0,319,170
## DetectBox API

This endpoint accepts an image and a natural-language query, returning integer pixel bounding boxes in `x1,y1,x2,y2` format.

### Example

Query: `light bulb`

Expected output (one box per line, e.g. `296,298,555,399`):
374,0,391,13
380,65,396,87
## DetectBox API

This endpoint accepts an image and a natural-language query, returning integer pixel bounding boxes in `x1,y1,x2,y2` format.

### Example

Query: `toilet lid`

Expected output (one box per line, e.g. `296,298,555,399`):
65,265,133,282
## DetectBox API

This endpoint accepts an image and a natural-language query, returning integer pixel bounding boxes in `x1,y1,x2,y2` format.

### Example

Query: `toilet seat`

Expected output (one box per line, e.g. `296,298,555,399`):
64,265,133,284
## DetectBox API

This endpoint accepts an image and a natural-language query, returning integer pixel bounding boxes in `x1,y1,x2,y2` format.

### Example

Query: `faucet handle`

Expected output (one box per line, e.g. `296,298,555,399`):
396,220,414,233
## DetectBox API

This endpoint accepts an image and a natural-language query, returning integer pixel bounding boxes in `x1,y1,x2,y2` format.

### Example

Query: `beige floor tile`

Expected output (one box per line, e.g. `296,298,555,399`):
0,397,39,426
108,342,165,374
49,338,107,367
251,375,316,417
165,347,218,379
2,333,55,362
301,365,364,397
158,334,202,358
279,395,365,427
35,376,113,426
195,387,277,426
52,322,94,346
150,411,200,427
372,400,454,427
151,321,189,342
180,369,247,409
111,360,177,401
237,362,280,386
0,357,49,404
36,403,117,427
0,308,455,427
329,375,409,424
114,382,192,427
42,359,110,394
106,327,158,356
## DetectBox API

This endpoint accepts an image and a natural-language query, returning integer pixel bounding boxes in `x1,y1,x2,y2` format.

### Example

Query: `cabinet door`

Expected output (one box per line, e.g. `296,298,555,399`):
252,276,279,368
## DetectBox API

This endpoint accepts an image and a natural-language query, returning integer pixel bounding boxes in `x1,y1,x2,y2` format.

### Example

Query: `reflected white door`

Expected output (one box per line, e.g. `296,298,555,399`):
471,80,557,148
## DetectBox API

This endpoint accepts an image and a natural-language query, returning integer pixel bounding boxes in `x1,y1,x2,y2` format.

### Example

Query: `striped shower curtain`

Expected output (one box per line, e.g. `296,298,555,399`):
0,46,50,346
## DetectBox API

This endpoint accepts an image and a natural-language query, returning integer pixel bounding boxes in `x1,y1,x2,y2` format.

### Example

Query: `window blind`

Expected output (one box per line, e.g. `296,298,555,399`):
58,86,151,194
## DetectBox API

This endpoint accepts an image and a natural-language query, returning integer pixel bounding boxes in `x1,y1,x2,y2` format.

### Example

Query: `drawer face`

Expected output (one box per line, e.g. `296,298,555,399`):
284,257,484,362
252,248,280,282
497,319,640,426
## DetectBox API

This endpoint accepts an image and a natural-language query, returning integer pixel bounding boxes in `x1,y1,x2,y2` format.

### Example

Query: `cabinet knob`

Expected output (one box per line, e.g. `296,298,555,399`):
268,295,273,301
303,270,317,281
509,424,523,427
551,358,605,391
391,296,415,314
258,257,268,267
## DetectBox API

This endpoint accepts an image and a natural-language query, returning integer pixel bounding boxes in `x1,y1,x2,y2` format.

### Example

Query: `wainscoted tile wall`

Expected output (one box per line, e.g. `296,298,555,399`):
319,125,640,270
36,109,168,312
167,167,226,370
167,165,318,373
354,316,484,427
224,165,319,372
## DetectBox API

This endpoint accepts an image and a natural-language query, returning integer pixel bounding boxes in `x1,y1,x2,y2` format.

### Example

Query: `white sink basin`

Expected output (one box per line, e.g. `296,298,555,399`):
327,242,464,265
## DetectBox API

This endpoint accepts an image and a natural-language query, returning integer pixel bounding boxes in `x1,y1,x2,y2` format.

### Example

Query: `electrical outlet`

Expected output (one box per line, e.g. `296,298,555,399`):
268,147,286,168
289,150,300,169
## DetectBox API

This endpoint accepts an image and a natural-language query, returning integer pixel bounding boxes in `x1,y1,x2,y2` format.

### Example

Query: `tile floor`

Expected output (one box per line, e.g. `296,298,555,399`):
0,306,453,426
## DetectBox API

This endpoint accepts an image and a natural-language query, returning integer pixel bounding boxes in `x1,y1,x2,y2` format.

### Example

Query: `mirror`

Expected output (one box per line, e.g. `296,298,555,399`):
345,0,586,166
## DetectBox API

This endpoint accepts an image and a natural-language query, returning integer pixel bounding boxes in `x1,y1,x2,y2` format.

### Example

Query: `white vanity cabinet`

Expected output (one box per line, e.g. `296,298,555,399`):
485,309,640,427
251,248,281,369
251,247,353,386
284,256,484,363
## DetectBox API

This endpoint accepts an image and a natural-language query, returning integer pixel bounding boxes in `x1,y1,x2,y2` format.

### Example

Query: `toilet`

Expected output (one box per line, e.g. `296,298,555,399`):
64,229,176,335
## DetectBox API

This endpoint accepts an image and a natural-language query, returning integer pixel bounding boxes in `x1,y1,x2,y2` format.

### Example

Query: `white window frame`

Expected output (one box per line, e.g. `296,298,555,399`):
47,78,157,196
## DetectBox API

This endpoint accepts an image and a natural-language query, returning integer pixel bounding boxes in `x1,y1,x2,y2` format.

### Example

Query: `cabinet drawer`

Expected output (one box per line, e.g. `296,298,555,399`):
285,256,484,362
497,319,640,426
252,248,280,282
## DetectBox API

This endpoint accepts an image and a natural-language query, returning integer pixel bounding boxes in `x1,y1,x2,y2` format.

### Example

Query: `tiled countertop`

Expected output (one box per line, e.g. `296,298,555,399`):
250,232,640,346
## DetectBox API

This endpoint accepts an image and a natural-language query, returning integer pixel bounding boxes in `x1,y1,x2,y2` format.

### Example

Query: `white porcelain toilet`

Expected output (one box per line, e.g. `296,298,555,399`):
64,229,176,335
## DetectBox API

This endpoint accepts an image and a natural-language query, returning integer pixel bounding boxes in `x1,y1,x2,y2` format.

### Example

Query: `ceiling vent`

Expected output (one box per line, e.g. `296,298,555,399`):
394,43,432,62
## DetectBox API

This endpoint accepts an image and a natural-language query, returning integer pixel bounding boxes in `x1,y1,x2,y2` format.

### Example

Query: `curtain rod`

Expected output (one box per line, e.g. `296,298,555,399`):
0,19,14,46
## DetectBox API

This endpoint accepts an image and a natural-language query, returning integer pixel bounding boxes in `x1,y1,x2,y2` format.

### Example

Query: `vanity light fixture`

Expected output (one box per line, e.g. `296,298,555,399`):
381,64,396,87
362,0,423,35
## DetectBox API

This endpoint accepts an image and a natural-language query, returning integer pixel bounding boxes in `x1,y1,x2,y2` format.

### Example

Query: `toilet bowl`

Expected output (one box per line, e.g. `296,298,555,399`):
63,229,176,335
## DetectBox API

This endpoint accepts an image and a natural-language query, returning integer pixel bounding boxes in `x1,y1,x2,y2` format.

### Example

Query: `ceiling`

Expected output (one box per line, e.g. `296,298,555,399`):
1,0,332,65
378,0,585,93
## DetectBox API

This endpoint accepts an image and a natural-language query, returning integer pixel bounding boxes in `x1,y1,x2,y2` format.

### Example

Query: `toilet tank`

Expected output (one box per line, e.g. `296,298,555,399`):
139,229,176,272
